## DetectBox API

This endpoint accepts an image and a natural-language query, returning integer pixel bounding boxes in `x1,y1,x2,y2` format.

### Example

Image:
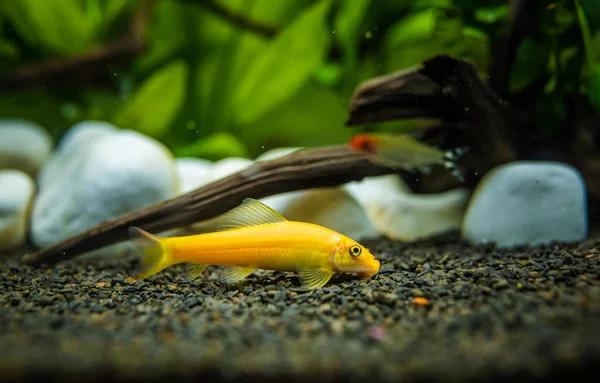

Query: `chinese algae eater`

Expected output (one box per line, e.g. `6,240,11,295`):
349,132,468,182
128,198,381,289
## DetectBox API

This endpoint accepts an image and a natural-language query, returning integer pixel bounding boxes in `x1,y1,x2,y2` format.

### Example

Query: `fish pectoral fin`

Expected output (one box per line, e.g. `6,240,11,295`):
221,265,257,284
215,198,287,231
296,265,333,289
184,263,208,282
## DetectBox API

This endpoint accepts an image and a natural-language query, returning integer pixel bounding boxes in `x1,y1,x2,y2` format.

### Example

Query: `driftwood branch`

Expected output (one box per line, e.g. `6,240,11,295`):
181,0,278,38
418,55,523,164
345,67,457,125
23,146,394,265
345,55,524,192
0,0,156,93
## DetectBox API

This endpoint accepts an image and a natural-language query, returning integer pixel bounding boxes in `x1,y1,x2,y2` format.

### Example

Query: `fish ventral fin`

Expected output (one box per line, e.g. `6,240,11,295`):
221,265,257,284
296,265,334,289
215,198,287,231
185,263,208,282
128,227,172,280
443,146,470,183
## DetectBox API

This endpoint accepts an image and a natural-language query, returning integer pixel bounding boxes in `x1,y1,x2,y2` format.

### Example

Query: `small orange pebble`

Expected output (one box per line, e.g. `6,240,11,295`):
585,254,594,259
159,331,176,343
412,297,429,306
124,277,136,284
95,282,106,288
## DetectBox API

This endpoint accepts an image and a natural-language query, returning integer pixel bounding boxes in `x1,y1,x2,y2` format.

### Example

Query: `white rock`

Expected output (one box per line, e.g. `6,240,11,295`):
367,188,471,241
0,119,53,177
37,121,117,188
342,174,470,241
30,128,179,255
175,158,214,194
0,170,35,251
261,187,380,241
343,174,411,208
461,161,588,248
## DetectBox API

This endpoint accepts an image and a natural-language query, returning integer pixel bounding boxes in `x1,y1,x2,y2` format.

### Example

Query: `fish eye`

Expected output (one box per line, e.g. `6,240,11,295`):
349,245,362,257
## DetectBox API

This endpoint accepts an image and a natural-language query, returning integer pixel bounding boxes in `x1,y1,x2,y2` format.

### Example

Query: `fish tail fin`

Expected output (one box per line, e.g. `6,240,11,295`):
128,227,173,280
443,146,470,183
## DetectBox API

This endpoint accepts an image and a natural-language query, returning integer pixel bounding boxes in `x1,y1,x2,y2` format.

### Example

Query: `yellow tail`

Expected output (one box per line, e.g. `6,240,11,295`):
128,227,173,280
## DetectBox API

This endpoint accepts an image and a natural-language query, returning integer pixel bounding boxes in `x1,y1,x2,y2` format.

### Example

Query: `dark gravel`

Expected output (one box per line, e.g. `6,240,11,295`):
2,229,600,383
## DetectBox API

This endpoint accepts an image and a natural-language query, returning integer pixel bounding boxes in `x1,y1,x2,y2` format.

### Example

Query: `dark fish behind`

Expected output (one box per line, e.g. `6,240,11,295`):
349,133,468,182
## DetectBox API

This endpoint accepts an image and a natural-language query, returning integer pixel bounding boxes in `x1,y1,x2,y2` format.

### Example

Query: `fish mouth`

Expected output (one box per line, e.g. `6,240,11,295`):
355,260,380,279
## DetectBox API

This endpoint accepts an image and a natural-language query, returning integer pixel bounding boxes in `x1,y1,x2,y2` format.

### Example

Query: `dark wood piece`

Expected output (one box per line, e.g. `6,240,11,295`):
22,55,529,266
22,146,394,265
346,55,525,192
0,0,278,94
0,0,157,93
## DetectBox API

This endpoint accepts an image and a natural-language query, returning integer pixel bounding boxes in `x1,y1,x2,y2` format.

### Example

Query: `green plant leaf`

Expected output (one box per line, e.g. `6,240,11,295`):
314,62,343,87
0,39,19,60
461,26,490,76
232,0,333,124
579,0,600,34
0,0,97,54
174,132,249,161
134,0,194,74
334,0,371,70
238,78,353,158
383,9,438,71
384,8,437,47
102,0,137,25
588,65,600,114
113,60,189,138
413,0,454,11
383,8,465,72
474,5,508,24
509,38,549,93
536,91,566,136
576,0,600,72
0,90,70,139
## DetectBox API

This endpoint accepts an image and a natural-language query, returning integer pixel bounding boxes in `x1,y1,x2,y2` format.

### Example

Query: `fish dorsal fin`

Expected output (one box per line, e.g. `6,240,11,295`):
215,198,287,231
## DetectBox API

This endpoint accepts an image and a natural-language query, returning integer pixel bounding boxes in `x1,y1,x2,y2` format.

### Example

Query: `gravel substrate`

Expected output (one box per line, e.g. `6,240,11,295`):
1,229,600,383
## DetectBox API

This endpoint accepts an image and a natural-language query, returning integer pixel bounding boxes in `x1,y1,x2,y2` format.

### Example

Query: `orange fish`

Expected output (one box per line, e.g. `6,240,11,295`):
128,198,381,289
349,132,468,182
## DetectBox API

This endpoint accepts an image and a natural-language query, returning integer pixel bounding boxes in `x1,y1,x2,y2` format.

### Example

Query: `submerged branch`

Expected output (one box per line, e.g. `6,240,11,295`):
345,67,457,126
22,146,394,265
346,55,524,184
181,0,278,38
0,0,156,93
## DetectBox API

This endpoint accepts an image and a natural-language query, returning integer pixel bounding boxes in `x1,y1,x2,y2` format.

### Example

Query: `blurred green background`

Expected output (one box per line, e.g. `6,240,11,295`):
0,0,598,161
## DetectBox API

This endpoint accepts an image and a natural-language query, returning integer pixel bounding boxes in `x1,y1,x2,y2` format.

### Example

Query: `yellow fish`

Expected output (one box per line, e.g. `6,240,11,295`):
349,132,469,182
128,198,381,289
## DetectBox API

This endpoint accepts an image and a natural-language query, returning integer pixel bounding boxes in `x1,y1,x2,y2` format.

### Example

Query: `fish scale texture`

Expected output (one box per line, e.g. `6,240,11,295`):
1,229,600,383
